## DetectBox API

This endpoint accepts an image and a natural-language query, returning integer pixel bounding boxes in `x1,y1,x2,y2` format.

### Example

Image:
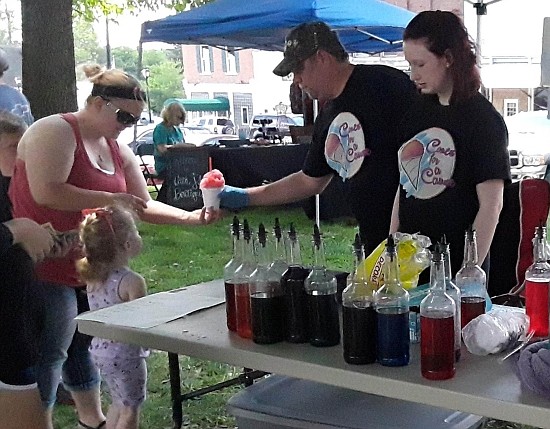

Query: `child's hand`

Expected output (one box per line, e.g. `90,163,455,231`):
201,206,223,224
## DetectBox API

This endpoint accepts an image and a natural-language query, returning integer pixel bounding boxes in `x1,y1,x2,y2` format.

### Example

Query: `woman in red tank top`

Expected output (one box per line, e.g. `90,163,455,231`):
9,64,221,429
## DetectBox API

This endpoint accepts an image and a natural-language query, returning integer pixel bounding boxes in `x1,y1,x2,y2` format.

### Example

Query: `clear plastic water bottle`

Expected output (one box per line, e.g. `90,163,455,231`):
420,248,456,380
304,224,340,347
374,234,410,366
342,233,377,364
525,225,550,338
456,226,486,329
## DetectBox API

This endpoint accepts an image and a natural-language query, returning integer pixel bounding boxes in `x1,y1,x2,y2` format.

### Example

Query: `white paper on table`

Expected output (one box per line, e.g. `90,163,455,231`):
75,284,225,329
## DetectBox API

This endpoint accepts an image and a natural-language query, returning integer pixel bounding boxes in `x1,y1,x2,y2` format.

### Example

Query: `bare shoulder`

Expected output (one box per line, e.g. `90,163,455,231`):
117,137,139,165
119,269,147,301
20,114,75,158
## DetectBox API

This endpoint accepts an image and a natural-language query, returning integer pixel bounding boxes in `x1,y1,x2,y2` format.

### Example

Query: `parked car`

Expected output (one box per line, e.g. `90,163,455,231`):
504,111,550,181
195,116,235,134
125,125,214,152
248,114,298,140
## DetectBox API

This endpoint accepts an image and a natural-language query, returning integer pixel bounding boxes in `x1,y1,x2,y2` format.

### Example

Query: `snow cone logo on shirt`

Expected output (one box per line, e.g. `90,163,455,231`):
324,112,369,180
398,127,456,199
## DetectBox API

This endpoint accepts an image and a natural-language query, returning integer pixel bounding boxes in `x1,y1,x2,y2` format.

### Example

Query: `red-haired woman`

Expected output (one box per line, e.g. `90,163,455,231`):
390,10,510,277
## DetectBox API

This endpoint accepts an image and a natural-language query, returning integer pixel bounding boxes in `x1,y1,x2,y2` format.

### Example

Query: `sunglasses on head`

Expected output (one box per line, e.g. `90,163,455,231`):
102,98,139,126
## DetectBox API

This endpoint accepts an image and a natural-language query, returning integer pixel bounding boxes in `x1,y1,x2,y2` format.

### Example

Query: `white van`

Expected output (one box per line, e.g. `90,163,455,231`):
195,116,235,134
504,111,550,181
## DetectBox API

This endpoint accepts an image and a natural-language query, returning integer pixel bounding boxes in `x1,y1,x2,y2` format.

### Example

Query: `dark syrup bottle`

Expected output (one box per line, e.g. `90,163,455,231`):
374,234,409,366
223,216,241,332
304,224,340,347
342,233,377,364
249,223,285,344
280,223,310,343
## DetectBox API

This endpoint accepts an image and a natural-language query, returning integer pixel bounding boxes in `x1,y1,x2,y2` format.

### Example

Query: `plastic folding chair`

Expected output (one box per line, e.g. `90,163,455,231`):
136,142,161,195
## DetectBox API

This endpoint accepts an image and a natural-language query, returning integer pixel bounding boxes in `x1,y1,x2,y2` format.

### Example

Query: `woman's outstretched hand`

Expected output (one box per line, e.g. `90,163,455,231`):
112,193,148,216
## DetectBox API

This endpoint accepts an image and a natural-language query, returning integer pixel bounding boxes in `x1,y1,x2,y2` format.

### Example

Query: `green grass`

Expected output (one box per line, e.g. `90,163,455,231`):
52,206,538,429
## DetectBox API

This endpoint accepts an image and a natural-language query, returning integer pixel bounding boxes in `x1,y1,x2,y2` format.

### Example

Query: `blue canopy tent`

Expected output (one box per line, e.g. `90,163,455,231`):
140,0,415,54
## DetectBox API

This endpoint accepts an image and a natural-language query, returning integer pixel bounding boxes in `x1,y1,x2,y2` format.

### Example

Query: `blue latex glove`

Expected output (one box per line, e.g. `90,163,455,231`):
219,185,250,210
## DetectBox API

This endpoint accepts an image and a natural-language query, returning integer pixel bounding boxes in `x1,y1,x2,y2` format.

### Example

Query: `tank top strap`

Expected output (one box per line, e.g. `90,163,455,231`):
111,267,132,300
60,112,124,170
60,113,85,148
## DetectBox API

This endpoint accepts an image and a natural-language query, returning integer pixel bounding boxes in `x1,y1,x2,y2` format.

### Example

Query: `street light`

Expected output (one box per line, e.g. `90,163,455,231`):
141,68,152,123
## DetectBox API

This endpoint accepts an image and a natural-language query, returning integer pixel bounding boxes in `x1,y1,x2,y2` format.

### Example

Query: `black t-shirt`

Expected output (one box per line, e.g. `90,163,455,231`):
397,93,511,275
302,65,418,253
0,175,43,384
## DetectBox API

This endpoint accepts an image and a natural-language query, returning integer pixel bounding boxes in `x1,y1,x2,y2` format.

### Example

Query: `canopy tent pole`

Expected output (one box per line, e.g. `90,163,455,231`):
465,0,505,59
313,99,321,228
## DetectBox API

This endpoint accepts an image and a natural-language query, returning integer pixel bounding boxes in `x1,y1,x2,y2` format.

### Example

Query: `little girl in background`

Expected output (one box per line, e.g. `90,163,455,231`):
77,205,148,429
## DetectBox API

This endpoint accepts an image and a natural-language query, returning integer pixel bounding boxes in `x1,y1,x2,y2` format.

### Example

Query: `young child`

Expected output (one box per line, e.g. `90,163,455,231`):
77,205,148,429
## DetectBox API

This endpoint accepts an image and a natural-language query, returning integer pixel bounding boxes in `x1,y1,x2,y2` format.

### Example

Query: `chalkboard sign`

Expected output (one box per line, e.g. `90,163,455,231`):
165,147,209,211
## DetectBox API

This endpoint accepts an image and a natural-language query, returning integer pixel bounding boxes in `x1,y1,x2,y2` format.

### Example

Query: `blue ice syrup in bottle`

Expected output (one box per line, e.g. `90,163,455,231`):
374,234,410,366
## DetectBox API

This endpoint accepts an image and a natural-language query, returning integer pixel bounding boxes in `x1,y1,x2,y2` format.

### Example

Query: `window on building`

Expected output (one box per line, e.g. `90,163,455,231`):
241,107,249,124
504,99,519,116
197,45,213,74
225,50,237,74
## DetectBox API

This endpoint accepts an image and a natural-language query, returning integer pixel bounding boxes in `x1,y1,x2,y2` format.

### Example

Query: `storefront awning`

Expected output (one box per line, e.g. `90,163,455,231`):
164,97,230,112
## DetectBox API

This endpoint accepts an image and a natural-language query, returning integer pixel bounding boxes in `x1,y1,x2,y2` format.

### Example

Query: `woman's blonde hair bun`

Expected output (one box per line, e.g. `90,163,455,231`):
82,64,104,80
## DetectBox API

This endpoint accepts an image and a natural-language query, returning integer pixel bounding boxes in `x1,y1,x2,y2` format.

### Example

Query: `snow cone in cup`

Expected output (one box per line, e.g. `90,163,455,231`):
200,169,225,209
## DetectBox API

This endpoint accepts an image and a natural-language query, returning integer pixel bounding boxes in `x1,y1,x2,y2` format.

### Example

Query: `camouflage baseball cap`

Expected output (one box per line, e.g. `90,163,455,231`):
273,22,345,77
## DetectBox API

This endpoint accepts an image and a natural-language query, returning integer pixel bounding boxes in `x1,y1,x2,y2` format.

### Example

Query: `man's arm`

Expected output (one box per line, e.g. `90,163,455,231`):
248,171,333,206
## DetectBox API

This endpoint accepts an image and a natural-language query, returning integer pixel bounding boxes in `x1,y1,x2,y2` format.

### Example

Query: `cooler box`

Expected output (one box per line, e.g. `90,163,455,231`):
227,375,485,429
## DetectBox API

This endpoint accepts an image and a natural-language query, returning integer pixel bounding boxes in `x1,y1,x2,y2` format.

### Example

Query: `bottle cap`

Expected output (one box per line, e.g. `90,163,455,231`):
243,219,251,241
274,217,282,240
258,223,267,246
231,216,240,238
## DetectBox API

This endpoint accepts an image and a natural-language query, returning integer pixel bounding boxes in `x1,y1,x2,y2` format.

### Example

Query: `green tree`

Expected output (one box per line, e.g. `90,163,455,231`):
20,0,206,119
73,15,102,66
146,60,185,112
110,46,139,75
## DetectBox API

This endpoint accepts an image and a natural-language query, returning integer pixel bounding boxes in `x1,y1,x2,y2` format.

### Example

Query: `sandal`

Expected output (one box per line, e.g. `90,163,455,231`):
78,420,106,429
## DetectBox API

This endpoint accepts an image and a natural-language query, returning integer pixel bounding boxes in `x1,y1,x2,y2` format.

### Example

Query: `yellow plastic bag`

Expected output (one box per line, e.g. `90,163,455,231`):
364,233,431,290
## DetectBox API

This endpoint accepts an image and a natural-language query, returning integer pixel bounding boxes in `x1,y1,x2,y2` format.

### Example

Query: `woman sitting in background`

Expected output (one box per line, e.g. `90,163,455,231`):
153,102,195,202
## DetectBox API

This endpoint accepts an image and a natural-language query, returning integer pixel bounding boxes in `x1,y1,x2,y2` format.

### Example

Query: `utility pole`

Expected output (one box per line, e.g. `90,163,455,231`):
105,15,112,69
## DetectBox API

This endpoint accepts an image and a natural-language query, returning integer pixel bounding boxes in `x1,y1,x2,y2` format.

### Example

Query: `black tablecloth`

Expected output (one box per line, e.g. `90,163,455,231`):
164,143,352,220
209,144,309,187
